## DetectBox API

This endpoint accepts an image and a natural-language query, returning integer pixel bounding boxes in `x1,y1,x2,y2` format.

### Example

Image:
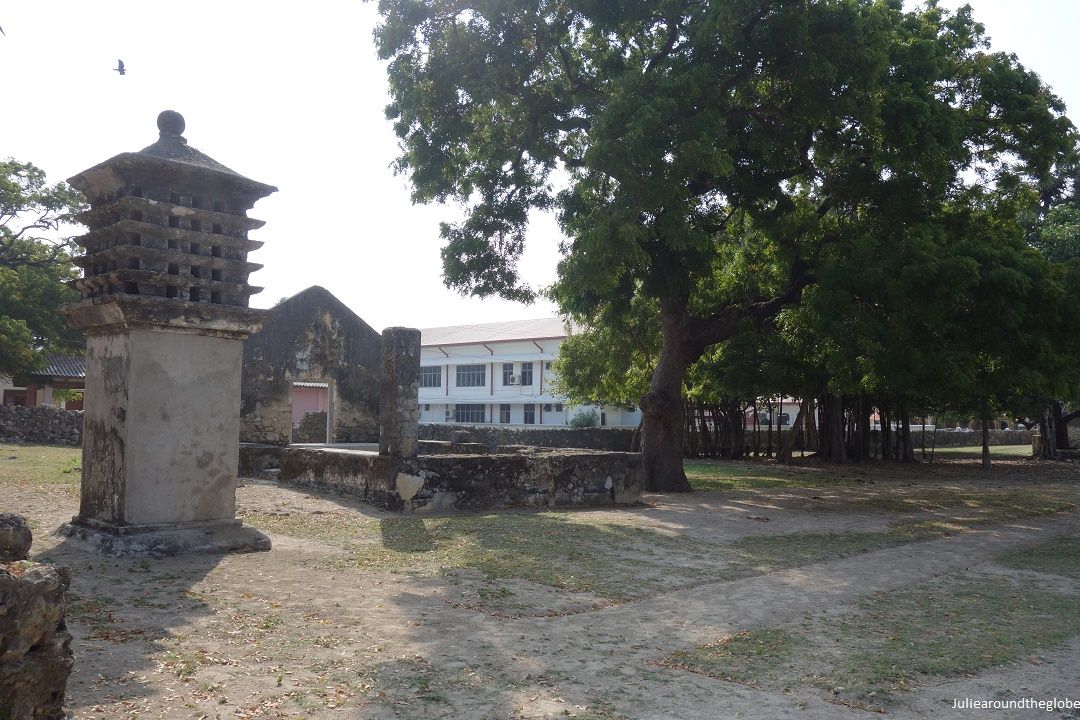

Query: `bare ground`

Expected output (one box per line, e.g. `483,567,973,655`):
5,447,1080,719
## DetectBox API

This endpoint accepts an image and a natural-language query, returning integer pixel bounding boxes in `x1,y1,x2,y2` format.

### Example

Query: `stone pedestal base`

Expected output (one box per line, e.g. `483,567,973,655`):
55,518,271,557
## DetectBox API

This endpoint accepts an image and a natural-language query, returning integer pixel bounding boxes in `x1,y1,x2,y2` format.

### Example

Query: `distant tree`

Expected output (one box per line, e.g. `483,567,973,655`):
568,408,599,428
1,160,83,269
0,160,84,377
1032,203,1080,262
376,0,1075,490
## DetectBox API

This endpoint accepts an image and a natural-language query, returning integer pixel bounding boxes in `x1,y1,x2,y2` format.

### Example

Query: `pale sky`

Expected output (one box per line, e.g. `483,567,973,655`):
2,1,1077,332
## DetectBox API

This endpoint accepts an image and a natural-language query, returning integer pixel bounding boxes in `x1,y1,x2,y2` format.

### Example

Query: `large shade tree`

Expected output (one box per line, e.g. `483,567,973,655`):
375,0,1074,490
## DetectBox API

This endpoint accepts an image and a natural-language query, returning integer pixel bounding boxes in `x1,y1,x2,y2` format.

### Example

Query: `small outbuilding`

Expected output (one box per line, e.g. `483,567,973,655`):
240,286,382,445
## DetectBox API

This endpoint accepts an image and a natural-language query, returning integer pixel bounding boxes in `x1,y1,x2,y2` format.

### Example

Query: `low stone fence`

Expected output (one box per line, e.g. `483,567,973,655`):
418,423,635,452
0,405,82,446
743,427,1034,454
239,443,286,479
921,429,1032,448
279,446,643,512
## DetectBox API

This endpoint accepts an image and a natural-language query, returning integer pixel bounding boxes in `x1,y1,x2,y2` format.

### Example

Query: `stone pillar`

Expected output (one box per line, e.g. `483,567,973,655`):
57,110,277,556
379,327,421,458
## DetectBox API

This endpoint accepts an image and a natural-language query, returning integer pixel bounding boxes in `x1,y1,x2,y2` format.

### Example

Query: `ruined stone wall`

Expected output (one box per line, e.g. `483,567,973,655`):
1,515,74,720
0,563,74,719
238,443,286,479
0,405,82,446
279,446,643,512
241,286,382,445
418,423,636,452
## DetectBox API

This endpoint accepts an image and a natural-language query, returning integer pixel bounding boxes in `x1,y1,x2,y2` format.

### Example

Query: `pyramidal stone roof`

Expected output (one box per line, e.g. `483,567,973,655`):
137,110,242,176
67,110,277,197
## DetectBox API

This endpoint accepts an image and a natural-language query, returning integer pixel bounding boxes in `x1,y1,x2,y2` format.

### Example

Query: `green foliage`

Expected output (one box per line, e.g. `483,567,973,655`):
1032,203,1080,261
0,160,84,377
377,0,1079,475
1,159,84,269
568,408,598,428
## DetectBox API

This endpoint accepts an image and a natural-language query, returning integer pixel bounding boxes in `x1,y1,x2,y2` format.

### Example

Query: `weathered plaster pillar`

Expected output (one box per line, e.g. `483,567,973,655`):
378,327,421,458
57,111,275,555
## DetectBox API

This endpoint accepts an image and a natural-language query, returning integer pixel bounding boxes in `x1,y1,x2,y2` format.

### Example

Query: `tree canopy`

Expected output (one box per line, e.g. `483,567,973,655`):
376,0,1077,487
0,159,84,377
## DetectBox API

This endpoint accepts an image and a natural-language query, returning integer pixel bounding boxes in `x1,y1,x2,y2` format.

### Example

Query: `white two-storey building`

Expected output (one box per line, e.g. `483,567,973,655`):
418,318,641,428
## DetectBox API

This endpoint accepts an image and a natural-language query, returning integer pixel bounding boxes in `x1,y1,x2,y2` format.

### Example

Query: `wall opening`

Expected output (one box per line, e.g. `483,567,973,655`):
290,380,331,444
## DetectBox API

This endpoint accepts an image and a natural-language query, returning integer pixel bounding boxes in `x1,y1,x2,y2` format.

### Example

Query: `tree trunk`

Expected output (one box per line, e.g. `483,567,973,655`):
752,400,760,458
640,303,694,492
685,403,698,459
807,397,820,453
820,393,846,463
631,417,643,452
724,399,745,460
880,404,890,461
900,401,915,463
981,403,991,471
698,404,712,458
778,400,806,465
1039,405,1059,460
766,397,774,458
1053,401,1072,450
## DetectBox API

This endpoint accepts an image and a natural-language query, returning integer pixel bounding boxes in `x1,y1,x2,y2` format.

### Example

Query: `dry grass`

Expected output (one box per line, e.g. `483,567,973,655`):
663,572,1080,710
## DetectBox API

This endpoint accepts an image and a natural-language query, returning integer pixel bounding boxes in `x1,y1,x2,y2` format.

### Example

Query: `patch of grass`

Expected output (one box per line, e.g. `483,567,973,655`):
0,444,80,487
243,510,378,546
663,574,1080,710
666,627,799,685
684,459,845,491
246,500,998,606
997,535,1080,578
720,521,953,575
350,513,718,599
849,485,1080,523
246,477,1076,610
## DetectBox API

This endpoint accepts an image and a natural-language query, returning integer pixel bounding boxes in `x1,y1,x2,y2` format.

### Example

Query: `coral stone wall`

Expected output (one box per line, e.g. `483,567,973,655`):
418,423,636,452
0,405,82,446
0,562,74,720
279,446,643,512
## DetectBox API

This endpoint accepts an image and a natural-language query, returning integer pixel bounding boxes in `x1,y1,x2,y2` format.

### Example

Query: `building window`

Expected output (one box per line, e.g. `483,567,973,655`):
555,403,564,412
500,404,511,423
520,362,533,386
545,361,553,370
543,403,552,412
454,404,486,423
420,366,442,388
423,403,431,411
502,362,514,385
523,403,536,424
456,364,486,388
600,411,607,426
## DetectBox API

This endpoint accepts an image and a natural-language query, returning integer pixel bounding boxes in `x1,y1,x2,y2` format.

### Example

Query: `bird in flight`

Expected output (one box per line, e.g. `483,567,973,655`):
114,59,125,76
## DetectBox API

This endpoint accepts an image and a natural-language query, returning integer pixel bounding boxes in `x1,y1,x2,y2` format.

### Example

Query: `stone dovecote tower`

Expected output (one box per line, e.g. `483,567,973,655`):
59,111,275,555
